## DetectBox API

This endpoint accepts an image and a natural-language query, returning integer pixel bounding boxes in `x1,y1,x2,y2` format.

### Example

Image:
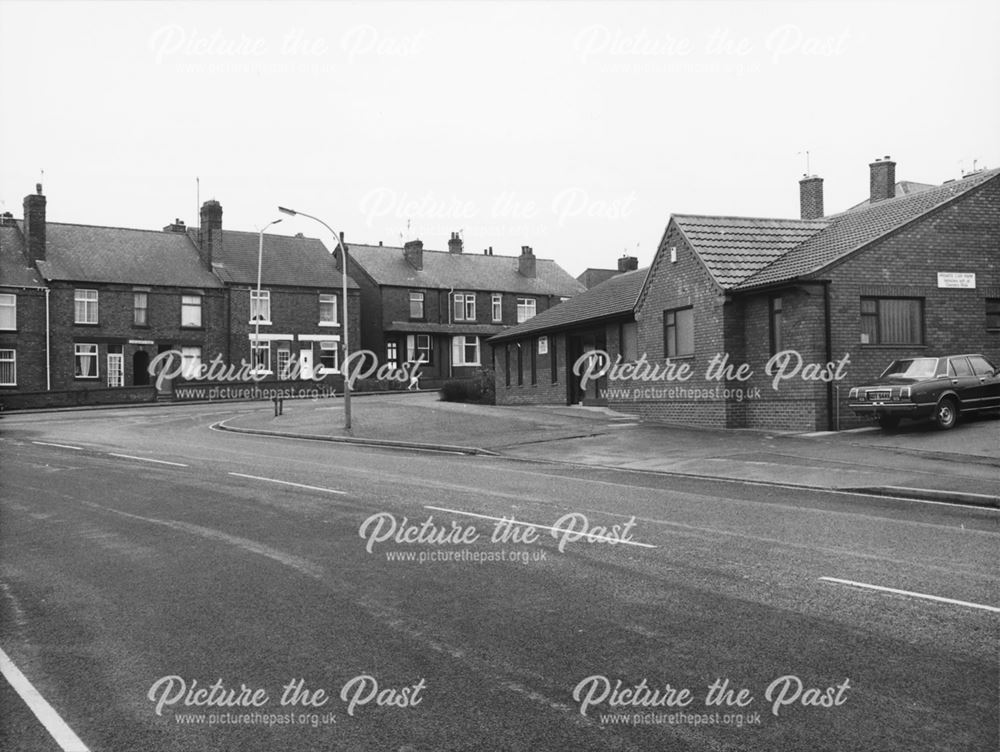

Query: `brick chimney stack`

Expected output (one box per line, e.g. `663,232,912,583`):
617,255,639,272
799,175,824,219
404,239,424,270
448,232,463,254
869,156,896,204
163,218,187,233
518,245,536,278
23,183,47,263
198,200,223,266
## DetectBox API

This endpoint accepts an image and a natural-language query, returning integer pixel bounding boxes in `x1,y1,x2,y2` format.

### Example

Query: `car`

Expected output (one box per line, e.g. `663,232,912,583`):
847,354,1000,431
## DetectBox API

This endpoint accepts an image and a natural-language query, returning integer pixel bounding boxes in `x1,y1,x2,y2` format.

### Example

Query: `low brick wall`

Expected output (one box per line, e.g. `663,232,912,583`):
0,386,157,411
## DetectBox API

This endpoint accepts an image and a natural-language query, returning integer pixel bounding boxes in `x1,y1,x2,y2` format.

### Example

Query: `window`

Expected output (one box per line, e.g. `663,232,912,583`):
530,339,537,384
406,334,432,364
75,343,99,378
551,336,558,383
133,292,148,326
620,322,637,361
987,299,1000,331
0,294,16,330
492,293,502,322
517,297,536,323
969,355,997,376
517,343,524,385
319,294,338,325
663,307,694,357
180,347,202,379
319,341,339,371
860,297,923,345
409,291,424,319
452,293,475,322
0,349,15,385
538,336,548,355
107,345,124,387
769,296,783,354
451,336,480,366
505,345,511,386
949,356,973,377
75,289,98,324
250,289,270,323
276,348,292,379
181,295,202,328
386,341,398,368
251,340,271,373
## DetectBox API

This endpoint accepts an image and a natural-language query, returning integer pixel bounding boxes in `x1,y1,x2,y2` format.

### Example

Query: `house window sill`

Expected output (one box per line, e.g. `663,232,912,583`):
318,322,340,327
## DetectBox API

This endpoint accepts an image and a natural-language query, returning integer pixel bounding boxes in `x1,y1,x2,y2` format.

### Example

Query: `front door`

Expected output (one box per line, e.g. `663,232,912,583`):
299,348,314,380
107,352,124,388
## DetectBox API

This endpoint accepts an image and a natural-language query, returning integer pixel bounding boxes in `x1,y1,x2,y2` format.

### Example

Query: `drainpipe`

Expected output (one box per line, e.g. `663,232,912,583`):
447,286,454,379
823,281,834,431
45,288,51,390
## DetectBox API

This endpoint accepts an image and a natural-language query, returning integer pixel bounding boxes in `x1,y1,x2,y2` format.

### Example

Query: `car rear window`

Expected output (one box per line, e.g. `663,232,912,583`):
968,355,996,376
950,357,973,376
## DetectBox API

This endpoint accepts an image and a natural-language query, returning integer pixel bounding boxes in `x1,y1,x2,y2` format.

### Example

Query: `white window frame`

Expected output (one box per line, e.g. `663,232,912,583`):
276,348,292,379
251,340,271,374
0,349,15,385
319,293,339,326
107,349,124,387
453,292,475,322
75,343,99,379
538,336,548,355
250,289,271,324
181,294,202,328
386,341,398,368
409,291,424,319
75,289,99,324
451,335,481,366
491,293,502,322
133,291,148,326
0,294,16,330
516,297,536,323
406,334,432,364
180,347,202,379
318,341,340,373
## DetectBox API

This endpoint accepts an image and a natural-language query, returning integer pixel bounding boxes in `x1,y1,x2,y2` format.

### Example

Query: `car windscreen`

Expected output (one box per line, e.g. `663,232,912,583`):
879,358,939,379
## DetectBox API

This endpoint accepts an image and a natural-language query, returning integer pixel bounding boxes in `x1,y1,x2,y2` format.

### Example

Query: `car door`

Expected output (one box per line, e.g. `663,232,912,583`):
946,356,979,411
967,355,1000,410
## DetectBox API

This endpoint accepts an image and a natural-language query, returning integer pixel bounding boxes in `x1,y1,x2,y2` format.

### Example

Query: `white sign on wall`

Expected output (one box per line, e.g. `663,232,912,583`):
936,272,976,289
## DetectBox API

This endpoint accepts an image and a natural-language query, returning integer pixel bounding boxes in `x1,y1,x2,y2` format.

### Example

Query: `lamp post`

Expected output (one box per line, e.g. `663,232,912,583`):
277,205,352,430
255,219,283,377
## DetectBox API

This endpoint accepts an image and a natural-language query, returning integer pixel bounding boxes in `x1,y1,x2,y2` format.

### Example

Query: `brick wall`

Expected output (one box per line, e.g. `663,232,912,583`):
0,288,48,392
494,332,569,405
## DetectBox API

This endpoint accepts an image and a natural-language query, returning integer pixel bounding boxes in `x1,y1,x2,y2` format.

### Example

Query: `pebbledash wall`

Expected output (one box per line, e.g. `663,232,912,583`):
612,177,1000,431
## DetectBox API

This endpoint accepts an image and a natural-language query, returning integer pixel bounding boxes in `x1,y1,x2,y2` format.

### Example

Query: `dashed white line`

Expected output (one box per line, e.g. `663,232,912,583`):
820,577,1000,613
32,441,83,451
0,646,90,751
424,505,657,548
108,453,188,467
227,472,346,495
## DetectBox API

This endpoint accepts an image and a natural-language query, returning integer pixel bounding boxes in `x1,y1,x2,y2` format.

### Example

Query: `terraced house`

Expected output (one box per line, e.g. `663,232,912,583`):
492,158,1000,432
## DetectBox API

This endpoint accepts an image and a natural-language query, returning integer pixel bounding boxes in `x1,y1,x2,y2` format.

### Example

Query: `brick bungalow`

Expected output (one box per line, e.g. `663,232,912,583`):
343,235,584,382
492,159,1000,431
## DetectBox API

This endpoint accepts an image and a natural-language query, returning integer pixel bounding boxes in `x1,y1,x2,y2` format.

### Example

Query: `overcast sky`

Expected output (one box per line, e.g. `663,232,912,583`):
2,1,998,276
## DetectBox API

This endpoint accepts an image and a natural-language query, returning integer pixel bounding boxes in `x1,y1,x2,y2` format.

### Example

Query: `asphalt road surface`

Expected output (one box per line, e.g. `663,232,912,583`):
1,404,997,751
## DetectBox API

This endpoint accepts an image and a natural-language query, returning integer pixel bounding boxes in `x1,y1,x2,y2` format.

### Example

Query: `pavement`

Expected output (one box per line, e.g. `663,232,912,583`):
221,391,1000,506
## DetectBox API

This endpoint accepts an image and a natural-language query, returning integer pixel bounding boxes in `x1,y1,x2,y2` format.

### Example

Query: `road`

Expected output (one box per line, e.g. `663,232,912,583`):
1,404,997,751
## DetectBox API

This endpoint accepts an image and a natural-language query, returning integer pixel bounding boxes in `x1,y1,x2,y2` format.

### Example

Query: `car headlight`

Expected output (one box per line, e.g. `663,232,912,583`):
848,387,858,399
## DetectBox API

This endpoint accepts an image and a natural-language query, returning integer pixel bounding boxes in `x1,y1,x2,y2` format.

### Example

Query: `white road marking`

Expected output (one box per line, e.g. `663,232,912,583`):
424,505,657,548
0,646,90,751
31,441,83,451
820,577,1000,613
108,453,188,467
227,472,346,495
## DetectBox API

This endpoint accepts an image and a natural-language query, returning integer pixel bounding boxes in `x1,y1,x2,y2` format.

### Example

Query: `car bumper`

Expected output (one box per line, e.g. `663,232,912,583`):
848,402,925,417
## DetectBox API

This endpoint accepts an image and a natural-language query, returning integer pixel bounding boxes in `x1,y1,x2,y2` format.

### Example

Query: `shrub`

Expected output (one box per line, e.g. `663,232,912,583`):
440,380,480,403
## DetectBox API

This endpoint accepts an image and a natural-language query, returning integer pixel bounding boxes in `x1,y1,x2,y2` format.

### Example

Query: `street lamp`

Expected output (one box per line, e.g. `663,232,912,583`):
255,219,283,377
277,205,352,430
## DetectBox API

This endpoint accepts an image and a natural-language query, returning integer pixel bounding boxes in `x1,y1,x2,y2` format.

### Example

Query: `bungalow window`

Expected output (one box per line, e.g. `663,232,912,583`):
663,307,694,358
319,294,338,325
75,343,99,378
409,291,424,320
538,336,548,355
530,339,537,384
406,334,433,365
0,294,16,330
517,343,524,385
0,349,15,385
492,293,502,322
987,298,1000,331
250,290,270,323
451,335,480,366
453,293,475,322
551,337,558,383
505,344,511,386
133,292,148,326
181,295,202,328
620,322,637,361
75,289,98,324
769,296,783,355
517,297,536,323
860,297,923,345
319,341,339,372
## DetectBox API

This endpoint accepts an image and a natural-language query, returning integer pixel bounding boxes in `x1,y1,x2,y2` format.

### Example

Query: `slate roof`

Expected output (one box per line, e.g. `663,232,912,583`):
672,215,829,289
738,167,1000,290
347,244,585,297
206,230,357,289
0,225,44,287
385,321,508,336
845,180,937,212
32,222,223,287
490,266,647,342
577,268,621,289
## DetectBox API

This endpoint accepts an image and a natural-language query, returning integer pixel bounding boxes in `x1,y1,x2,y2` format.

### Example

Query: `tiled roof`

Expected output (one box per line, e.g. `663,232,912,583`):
33,222,223,287
738,168,1000,290
347,244,586,297
845,180,937,212
206,230,358,289
0,226,44,287
672,215,829,289
385,321,507,336
577,268,620,289
489,266,647,342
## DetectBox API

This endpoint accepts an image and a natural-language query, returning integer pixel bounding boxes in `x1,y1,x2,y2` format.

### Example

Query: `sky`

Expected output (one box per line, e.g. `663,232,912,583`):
1,0,998,277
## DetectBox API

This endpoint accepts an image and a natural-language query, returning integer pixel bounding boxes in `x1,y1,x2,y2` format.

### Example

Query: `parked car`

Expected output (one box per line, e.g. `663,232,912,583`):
848,354,1000,430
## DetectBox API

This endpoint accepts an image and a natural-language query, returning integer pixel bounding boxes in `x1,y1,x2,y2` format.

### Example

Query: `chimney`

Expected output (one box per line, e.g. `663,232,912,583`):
23,183,47,263
198,200,223,265
869,156,896,204
518,245,536,277
404,239,424,270
163,218,187,233
799,175,824,219
448,231,463,254
0,212,15,227
617,255,639,272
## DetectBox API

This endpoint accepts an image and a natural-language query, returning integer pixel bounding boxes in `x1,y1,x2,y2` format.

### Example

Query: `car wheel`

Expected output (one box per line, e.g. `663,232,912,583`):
877,415,900,431
934,397,958,430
